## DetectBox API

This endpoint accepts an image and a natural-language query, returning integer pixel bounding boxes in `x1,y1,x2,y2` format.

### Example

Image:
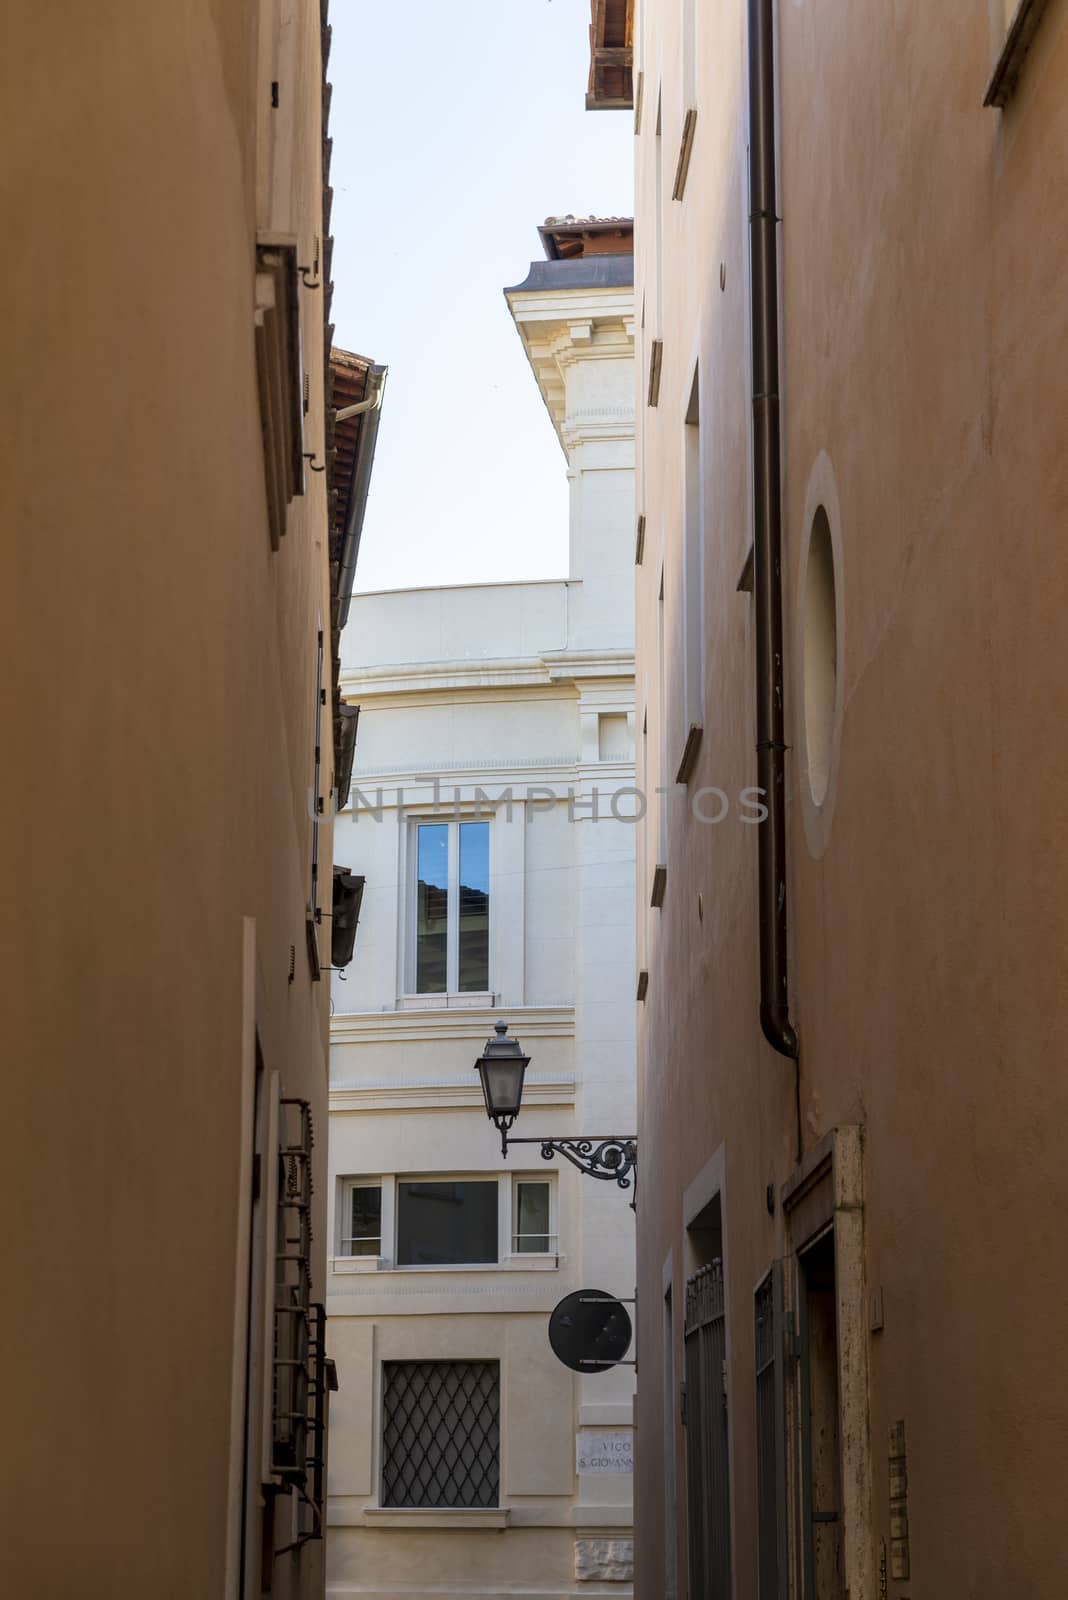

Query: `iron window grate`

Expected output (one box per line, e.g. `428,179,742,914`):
382,1360,500,1508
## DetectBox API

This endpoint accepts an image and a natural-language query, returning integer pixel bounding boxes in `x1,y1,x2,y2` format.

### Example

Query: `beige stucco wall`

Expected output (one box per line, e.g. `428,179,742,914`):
2,4,336,1595
632,1,1068,1597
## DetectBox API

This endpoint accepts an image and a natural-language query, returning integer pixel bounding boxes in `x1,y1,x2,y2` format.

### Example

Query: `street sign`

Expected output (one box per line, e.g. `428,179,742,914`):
548,1288,633,1373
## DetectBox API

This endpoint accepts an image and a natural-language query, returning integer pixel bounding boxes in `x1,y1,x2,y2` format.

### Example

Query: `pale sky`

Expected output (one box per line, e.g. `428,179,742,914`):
328,0,634,594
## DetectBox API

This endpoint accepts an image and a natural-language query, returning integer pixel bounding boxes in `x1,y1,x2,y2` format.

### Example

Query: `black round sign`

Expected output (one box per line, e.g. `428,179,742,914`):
548,1288,633,1373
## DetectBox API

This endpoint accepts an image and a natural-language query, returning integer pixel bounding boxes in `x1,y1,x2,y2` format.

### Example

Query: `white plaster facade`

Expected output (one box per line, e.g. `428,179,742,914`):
325,243,637,1599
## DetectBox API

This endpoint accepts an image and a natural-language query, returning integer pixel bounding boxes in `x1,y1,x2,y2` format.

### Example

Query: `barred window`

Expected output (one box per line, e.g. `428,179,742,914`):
382,1360,500,1508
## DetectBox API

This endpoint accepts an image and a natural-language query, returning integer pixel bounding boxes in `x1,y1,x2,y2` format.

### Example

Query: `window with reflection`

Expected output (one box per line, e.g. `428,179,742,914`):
458,822,489,991
396,1180,499,1266
413,820,490,993
415,824,449,993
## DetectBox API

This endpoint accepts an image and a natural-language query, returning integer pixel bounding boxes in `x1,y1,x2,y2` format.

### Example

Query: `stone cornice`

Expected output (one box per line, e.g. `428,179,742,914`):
506,283,635,450
338,759,636,802
339,656,564,700
339,647,635,703
329,1074,577,1114
330,1004,576,1046
542,649,635,683
507,284,633,325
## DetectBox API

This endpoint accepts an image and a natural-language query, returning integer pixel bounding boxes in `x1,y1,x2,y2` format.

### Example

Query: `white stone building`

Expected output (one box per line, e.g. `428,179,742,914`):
325,220,638,1600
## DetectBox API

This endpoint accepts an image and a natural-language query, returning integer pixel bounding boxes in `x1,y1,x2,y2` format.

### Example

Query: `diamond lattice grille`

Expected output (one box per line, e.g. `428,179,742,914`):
382,1361,500,1507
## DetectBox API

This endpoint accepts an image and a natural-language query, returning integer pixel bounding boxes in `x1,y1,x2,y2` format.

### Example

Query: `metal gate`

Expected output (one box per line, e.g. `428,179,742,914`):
683,1260,731,1599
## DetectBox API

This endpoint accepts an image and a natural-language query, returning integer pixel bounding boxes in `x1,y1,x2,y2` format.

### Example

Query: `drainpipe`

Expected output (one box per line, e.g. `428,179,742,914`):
335,389,383,424
748,0,799,1060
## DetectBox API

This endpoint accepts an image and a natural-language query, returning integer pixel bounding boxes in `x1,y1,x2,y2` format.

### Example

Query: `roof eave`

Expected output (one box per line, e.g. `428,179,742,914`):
337,364,387,630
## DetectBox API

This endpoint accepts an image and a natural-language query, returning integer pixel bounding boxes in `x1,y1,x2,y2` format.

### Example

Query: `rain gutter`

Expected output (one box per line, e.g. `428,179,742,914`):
748,0,799,1060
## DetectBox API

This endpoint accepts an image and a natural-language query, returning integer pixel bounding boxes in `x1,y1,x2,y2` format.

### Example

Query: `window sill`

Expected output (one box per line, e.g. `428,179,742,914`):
356,1257,565,1276
671,106,697,200
675,723,703,785
331,1256,385,1274
362,1506,509,1530
396,992,495,1012
503,1252,561,1271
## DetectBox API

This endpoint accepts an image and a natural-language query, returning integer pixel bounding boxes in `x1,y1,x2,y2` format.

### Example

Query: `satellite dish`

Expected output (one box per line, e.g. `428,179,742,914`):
549,1288,633,1373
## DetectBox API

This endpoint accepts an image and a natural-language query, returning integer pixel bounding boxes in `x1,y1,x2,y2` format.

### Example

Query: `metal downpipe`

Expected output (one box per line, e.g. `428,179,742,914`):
748,0,799,1059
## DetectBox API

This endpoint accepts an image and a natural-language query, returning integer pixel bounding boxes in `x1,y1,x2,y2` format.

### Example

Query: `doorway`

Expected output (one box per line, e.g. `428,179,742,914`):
798,1228,841,1599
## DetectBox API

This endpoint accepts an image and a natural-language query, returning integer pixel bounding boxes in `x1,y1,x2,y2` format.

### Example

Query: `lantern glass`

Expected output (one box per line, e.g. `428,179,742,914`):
480,1057,526,1120
474,1021,530,1128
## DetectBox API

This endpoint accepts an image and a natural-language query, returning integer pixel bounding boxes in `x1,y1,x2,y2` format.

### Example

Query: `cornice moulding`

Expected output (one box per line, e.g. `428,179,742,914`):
345,762,583,794
542,650,636,683
339,646,635,703
508,285,633,322
343,659,572,697
329,1075,577,1113
341,686,573,713
339,760,635,802
330,1004,576,1046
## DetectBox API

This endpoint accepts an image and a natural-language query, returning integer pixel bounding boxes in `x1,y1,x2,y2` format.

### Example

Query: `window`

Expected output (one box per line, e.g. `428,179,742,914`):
684,1261,731,1598
512,1179,552,1254
253,240,304,548
663,1286,678,1599
802,508,838,808
678,368,704,780
382,1360,500,1507
755,1263,788,1600
414,820,490,994
798,1230,842,1598
651,567,668,906
341,1182,382,1257
336,1174,557,1269
305,623,324,978
598,712,633,762
397,1180,498,1266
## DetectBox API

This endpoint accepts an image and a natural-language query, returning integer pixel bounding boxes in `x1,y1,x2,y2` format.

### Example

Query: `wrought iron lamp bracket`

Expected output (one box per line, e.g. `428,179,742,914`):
505,1133,637,1203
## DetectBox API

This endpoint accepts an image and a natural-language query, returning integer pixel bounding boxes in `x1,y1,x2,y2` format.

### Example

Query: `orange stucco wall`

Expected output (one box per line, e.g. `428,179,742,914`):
2,4,334,1594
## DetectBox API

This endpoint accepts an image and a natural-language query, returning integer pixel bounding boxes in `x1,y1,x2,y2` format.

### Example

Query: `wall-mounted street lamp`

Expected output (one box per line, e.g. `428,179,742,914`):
473,1022,637,1199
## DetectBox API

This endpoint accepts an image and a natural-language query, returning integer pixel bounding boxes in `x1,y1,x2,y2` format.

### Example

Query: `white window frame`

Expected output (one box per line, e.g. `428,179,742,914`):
404,817,493,1000
332,1172,559,1274
335,1176,390,1272
509,1175,558,1263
